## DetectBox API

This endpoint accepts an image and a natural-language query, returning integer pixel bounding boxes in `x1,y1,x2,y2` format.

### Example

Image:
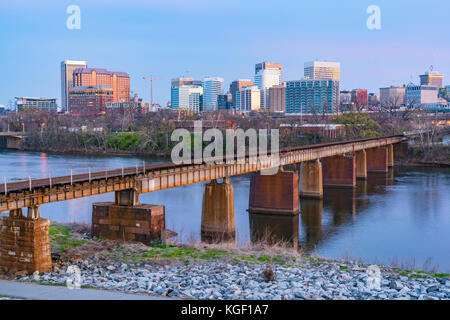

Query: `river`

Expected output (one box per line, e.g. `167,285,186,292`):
1,149,449,272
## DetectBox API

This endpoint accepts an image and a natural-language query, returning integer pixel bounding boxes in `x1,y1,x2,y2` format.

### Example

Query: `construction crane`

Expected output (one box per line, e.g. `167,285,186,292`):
143,75,171,110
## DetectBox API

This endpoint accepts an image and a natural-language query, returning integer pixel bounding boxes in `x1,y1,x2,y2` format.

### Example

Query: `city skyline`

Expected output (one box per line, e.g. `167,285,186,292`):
1,0,450,107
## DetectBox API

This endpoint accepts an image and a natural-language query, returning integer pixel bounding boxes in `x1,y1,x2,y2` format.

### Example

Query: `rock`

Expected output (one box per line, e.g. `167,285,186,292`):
262,266,276,282
426,285,439,293
389,280,403,290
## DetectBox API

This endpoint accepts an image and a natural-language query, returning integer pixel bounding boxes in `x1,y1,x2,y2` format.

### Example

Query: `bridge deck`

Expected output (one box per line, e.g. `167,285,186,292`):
0,135,406,211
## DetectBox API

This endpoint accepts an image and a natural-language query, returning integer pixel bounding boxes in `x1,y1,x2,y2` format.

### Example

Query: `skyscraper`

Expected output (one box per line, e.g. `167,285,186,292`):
268,84,286,113
254,62,282,109
170,77,203,113
61,60,87,113
237,86,261,112
304,61,340,81
285,79,339,114
229,79,254,108
420,71,444,88
202,77,224,111
73,68,130,103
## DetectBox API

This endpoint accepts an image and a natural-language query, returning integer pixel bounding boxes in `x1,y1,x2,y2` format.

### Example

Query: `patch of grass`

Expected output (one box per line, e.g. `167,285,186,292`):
340,266,349,271
49,224,87,251
433,273,449,278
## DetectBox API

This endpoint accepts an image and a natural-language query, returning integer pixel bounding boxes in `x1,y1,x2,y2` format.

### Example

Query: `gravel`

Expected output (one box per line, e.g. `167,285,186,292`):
13,257,450,300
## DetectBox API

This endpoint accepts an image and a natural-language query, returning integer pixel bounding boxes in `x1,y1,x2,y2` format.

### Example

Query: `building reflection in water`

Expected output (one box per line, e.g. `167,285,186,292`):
248,211,299,250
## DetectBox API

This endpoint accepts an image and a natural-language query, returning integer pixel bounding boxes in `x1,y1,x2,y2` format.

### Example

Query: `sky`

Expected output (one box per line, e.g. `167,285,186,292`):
1,0,449,108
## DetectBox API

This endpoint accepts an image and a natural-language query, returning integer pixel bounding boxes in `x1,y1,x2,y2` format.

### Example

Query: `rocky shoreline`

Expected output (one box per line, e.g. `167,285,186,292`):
9,242,450,300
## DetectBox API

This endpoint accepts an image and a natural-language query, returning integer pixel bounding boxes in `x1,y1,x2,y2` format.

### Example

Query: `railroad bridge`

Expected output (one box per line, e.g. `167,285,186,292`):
0,135,408,273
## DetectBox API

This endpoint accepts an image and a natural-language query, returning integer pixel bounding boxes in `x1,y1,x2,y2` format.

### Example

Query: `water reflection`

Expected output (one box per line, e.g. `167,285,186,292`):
299,199,323,250
248,212,299,250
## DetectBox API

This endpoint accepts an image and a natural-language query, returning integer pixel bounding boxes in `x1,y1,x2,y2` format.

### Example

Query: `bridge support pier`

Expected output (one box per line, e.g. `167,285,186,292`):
387,144,394,167
356,150,367,180
367,147,388,173
394,141,408,159
300,160,323,199
92,189,165,245
249,170,299,215
201,178,235,242
115,188,140,206
0,209,52,274
322,154,356,188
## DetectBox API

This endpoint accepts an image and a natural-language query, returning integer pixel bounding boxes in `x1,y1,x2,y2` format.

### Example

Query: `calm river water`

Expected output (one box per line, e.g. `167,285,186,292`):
1,150,449,272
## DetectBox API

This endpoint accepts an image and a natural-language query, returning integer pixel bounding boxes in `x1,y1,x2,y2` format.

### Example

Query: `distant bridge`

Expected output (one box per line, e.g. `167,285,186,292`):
0,132,25,149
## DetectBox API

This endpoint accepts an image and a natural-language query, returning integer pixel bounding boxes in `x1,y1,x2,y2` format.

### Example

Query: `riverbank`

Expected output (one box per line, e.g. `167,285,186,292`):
3,224,449,300
395,159,450,167
19,146,172,158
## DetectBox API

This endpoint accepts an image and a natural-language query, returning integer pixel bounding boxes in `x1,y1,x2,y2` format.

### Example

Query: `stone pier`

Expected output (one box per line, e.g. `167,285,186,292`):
366,146,388,173
249,170,299,215
322,154,356,188
92,189,165,245
201,178,235,242
299,160,323,199
356,150,367,180
0,207,52,274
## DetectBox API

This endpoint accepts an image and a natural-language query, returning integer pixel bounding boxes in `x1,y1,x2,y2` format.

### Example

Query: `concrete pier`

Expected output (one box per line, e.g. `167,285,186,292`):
201,178,235,242
299,160,323,199
322,155,356,188
387,144,394,167
367,146,388,173
356,150,367,180
115,188,140,206
249,170,299,215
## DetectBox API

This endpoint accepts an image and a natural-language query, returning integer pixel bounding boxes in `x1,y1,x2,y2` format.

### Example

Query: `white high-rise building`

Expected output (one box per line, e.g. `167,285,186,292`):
61,60,88,113
254,62,282,109
304,61,340,81
202,77,224,111
170,78,203,113
237,86,261,112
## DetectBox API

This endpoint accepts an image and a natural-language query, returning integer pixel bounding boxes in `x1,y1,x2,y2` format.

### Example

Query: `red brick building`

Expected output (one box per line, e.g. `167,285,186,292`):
73,68,130,103
68,86,113,116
